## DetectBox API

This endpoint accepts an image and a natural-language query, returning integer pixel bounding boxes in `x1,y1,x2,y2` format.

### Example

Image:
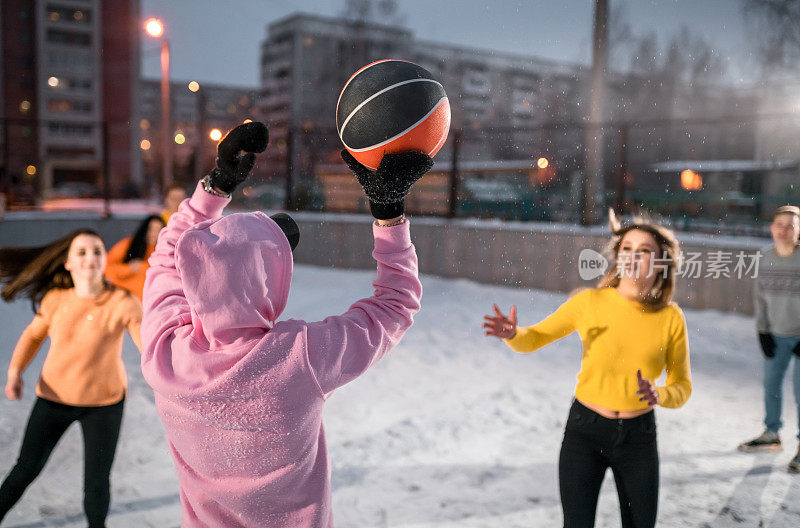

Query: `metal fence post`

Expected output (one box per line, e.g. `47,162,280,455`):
448,129,461,219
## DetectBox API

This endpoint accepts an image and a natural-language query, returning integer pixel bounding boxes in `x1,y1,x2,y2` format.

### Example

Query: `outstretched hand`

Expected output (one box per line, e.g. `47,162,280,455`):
208,122,269,194
636,369,658,406
4,373,22,400
483,304,518,339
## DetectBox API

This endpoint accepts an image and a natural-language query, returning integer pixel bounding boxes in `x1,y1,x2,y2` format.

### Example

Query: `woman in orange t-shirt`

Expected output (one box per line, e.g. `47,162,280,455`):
105,215,165,301
0,229,141,528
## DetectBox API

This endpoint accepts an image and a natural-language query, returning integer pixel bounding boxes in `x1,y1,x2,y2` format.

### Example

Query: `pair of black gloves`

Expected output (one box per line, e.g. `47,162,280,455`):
207,122,433,220
759,333,800,358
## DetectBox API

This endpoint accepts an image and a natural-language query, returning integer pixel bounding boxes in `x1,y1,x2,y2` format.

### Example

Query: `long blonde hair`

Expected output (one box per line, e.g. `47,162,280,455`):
597,209,681,310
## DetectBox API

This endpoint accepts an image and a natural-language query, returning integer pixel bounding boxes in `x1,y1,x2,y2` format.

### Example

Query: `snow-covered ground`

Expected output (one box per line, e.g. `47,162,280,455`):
1,264,799,527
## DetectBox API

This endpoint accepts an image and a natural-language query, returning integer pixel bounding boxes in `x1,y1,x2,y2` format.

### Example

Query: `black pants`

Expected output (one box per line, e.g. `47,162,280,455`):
559,399,659,528
0,396,124,528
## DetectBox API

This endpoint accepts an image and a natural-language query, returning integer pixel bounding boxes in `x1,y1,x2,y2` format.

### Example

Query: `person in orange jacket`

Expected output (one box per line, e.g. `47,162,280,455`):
105,215,165,301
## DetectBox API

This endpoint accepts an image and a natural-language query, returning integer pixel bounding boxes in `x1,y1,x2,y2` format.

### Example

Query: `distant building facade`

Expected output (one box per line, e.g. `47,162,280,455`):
0,0,140,202
138,79,261,191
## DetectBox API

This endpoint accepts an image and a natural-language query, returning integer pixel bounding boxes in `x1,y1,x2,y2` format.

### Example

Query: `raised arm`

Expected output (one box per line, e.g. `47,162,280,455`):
140,182,229,356
304,150,431,395
305,220,422,394
141,122,267,359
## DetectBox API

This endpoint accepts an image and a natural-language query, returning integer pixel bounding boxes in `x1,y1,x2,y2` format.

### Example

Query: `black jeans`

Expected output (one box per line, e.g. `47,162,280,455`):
559,399,659,528
0,396,124,528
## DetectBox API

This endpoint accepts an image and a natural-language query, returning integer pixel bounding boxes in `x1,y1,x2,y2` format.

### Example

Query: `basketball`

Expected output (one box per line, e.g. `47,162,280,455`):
336,59,450,170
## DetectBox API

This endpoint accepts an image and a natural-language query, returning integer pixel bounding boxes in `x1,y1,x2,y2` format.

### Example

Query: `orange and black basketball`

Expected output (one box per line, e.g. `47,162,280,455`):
336,59,450,170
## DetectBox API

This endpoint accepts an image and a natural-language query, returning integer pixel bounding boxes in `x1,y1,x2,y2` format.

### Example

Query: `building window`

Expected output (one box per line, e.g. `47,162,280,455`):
47,99,93,113
46,29,92,47
47,6,92,24
462,70,491,96
46,52,92,72
48,122,94,137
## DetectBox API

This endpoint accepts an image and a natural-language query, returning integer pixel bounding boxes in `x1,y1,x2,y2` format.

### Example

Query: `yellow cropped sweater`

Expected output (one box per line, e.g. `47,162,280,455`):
504,287,691,410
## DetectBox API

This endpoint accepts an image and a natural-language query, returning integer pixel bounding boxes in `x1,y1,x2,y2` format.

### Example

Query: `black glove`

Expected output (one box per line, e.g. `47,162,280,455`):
341,149,433,220
759,333,776,358
207,122,269,194
793,340,800,358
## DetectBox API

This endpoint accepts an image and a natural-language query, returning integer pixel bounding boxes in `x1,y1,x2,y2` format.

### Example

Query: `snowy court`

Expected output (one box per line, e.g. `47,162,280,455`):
1,264,799,527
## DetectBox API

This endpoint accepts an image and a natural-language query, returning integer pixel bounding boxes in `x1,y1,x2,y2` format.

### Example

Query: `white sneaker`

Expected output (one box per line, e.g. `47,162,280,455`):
738,430,782,452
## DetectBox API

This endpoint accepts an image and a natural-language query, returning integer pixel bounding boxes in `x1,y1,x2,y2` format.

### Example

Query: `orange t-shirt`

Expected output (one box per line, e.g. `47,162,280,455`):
8,285,142,406
104,236,156,302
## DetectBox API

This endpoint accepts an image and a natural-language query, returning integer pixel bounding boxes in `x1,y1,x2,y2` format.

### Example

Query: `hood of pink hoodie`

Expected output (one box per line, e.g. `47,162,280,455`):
175,211,292,349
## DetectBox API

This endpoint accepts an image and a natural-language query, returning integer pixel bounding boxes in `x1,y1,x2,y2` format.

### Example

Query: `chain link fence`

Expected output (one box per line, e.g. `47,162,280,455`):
3,114,799,237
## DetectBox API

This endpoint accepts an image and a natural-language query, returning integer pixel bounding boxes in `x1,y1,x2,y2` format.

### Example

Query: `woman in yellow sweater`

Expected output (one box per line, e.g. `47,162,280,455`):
483,216,691,528
105,214,165,301
0,229,142,528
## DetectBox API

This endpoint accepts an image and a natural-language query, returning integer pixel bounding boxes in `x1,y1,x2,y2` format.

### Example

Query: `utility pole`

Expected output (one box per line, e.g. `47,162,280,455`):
582,0,609,226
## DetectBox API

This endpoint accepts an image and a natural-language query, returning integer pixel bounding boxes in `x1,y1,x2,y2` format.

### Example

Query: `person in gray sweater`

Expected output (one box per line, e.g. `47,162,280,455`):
738,205,800,473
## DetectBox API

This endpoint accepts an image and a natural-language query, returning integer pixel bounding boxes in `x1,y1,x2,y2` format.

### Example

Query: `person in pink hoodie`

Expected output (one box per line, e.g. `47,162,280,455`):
140,122,429,527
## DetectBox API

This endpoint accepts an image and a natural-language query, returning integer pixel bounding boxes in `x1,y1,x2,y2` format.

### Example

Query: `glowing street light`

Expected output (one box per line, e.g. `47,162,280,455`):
537,157,549,169
26,165,37,176
681,169,702,191
174,133,186,145
188,81,200,92
47,76,59,87
140,139,151,150
209,129,222,141
144,18,163,37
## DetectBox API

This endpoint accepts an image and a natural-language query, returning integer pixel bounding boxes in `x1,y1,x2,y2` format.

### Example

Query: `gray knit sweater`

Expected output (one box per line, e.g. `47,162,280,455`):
754,245,800,337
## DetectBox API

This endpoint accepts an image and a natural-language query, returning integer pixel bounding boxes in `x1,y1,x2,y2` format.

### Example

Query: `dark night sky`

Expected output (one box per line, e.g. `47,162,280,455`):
140,0,751,88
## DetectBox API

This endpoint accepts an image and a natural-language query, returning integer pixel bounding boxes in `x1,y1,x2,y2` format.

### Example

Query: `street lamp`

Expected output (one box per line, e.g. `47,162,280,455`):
144,17,172,193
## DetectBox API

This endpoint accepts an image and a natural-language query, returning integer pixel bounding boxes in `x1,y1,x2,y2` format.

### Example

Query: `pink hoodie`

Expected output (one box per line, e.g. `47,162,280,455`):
141,182,422,527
